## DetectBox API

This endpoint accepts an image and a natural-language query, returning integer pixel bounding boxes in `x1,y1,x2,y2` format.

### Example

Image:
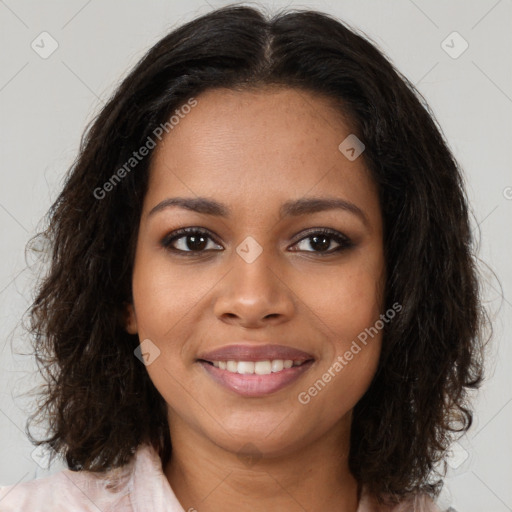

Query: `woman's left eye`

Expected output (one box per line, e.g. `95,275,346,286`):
161,227,353,256
291,228,353,255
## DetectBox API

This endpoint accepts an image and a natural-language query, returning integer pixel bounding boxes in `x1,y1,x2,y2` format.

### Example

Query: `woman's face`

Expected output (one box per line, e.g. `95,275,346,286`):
126,87,385,458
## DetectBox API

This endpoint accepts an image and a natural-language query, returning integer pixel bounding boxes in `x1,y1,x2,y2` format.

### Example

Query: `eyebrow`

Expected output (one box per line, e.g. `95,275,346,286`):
148,196,369,226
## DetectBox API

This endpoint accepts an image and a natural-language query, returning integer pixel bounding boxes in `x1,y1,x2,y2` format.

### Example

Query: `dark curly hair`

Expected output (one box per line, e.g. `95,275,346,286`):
23,3,487,505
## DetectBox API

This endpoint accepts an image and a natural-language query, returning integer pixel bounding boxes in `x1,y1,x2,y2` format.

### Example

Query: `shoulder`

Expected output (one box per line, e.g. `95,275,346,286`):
0,450,136,512
0,442,183,512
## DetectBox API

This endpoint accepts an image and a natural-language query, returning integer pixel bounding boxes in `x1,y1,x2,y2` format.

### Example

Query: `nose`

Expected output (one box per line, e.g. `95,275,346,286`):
213,246,295,328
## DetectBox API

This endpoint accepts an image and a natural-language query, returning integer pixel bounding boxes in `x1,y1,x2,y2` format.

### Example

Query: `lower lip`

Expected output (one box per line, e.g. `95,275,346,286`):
199,360,314,397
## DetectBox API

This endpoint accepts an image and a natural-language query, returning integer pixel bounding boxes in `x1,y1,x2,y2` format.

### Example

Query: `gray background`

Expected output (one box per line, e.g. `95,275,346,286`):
0,1,511,510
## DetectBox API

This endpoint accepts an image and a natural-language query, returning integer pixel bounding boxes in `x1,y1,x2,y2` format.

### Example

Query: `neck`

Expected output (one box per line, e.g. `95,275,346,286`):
164,416,360,512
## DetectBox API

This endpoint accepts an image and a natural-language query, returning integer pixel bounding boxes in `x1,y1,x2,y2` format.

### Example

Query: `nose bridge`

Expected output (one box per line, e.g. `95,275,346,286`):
234,239,276,293
213,236,293,324
232,237,280,302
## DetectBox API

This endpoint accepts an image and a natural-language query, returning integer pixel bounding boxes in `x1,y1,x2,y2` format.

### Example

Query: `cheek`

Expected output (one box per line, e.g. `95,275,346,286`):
130,250,203,341
298,284,383,423
302,253,384,347
130,250,212,395
296,253,384,407
323,278,381,336
132,257,202,417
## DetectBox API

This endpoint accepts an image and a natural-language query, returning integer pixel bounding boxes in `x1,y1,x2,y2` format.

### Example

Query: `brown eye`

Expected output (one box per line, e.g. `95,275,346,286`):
291,228,353,255
161,228,223,254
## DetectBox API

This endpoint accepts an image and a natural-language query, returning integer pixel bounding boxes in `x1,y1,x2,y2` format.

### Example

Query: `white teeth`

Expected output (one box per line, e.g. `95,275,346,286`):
271,359,284,372
209,359,307,374
237,361,254,374
254,361,272,375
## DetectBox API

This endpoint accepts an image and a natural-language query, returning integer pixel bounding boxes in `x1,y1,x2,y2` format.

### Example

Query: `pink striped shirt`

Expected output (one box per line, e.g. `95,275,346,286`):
0,443,441,511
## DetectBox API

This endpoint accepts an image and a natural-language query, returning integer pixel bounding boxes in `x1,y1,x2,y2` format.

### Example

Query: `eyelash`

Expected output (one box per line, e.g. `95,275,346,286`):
160,227,353,257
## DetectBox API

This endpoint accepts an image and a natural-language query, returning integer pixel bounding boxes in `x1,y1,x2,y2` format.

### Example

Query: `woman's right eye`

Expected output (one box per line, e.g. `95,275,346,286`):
161,227,223,255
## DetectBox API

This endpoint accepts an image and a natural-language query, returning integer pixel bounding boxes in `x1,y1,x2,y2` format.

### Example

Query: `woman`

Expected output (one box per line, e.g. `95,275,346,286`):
0,4,486,511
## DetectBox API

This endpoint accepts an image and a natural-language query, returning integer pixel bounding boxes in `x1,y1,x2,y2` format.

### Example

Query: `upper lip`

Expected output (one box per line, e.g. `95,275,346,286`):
198,344,315,362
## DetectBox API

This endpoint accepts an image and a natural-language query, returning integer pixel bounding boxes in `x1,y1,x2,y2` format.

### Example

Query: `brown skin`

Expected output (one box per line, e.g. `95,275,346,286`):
126,87,385,512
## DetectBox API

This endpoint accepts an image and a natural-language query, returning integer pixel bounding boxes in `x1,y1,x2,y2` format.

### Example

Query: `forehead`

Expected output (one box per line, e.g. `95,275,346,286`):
145,87,379,224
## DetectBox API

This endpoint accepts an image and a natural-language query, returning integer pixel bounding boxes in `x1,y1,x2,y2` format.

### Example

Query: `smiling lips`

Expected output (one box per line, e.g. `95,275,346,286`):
197,344,315,397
